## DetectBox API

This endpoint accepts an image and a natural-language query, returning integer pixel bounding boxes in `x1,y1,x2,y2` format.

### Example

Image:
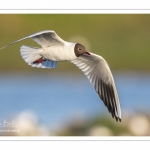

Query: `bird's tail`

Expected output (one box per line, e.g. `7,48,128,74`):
20,45,57,68
20,45,42,64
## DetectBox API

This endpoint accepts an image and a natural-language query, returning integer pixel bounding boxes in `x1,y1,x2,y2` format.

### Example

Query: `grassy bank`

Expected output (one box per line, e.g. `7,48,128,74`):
0,14,150,72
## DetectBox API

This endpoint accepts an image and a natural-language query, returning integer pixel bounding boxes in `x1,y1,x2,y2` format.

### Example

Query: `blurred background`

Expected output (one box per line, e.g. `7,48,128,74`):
0,14,150,136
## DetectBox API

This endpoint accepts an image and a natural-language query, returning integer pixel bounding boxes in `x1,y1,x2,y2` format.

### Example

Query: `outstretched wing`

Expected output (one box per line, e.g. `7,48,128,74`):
0,30,65,50
71,52,121,122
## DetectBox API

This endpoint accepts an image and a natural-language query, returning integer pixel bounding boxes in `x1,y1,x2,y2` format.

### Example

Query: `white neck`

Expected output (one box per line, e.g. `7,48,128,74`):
63,41,77,61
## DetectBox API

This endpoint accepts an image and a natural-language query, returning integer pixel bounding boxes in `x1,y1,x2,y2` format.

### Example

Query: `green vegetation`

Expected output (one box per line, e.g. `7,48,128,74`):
2,111,150,136
56,113,150,136
0,14,150,72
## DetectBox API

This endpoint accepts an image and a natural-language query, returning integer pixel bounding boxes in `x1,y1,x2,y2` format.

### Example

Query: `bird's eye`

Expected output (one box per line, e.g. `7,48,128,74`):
78,48,81,51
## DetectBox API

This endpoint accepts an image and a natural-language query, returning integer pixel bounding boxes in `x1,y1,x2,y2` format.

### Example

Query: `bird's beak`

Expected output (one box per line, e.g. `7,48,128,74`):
84,51,91,55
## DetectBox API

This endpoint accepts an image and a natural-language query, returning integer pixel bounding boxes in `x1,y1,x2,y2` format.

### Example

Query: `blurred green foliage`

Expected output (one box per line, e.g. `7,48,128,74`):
2,111,150,136
56,113,150,136
57,114,127,136
0,14,150,72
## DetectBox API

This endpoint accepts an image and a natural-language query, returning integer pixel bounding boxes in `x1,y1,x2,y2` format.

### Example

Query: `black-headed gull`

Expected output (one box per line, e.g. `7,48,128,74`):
0,30,121,122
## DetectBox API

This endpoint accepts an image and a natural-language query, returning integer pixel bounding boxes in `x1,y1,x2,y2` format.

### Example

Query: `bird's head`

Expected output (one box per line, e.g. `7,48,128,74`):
74,43,91,57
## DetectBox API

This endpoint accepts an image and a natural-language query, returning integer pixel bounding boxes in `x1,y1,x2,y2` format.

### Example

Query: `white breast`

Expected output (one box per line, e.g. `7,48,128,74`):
40,42,77,61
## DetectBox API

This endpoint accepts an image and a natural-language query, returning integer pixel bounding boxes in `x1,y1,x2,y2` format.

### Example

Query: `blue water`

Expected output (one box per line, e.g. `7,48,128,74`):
0,72,150,126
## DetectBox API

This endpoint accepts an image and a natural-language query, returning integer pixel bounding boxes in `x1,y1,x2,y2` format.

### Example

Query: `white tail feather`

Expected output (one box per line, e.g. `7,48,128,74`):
20,45,42,63
20,45,57,68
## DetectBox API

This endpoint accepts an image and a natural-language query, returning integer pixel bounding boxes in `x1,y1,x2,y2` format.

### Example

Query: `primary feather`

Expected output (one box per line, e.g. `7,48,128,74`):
71,53,121,122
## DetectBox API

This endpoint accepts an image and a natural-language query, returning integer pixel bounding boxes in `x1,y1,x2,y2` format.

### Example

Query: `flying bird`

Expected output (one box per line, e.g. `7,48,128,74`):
0,30,121,122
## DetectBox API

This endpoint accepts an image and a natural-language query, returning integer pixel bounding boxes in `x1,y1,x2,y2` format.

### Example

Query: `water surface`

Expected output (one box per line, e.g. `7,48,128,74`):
0,72,149,126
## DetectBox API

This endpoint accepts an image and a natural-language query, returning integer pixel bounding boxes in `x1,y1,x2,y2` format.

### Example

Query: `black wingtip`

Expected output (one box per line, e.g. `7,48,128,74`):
119,118,121,122
115,117,118,122
114,116,121,122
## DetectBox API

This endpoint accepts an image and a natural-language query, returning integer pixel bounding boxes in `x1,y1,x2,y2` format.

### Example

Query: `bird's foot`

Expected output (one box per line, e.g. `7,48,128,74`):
33,57,46,64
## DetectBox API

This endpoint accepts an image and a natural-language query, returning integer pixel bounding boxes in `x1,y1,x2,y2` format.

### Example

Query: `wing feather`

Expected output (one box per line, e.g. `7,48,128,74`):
71,52,121,122
0,30,65,50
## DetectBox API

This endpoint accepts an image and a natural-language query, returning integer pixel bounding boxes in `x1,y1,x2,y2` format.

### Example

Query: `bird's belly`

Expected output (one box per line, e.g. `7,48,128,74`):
41,46,76,61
